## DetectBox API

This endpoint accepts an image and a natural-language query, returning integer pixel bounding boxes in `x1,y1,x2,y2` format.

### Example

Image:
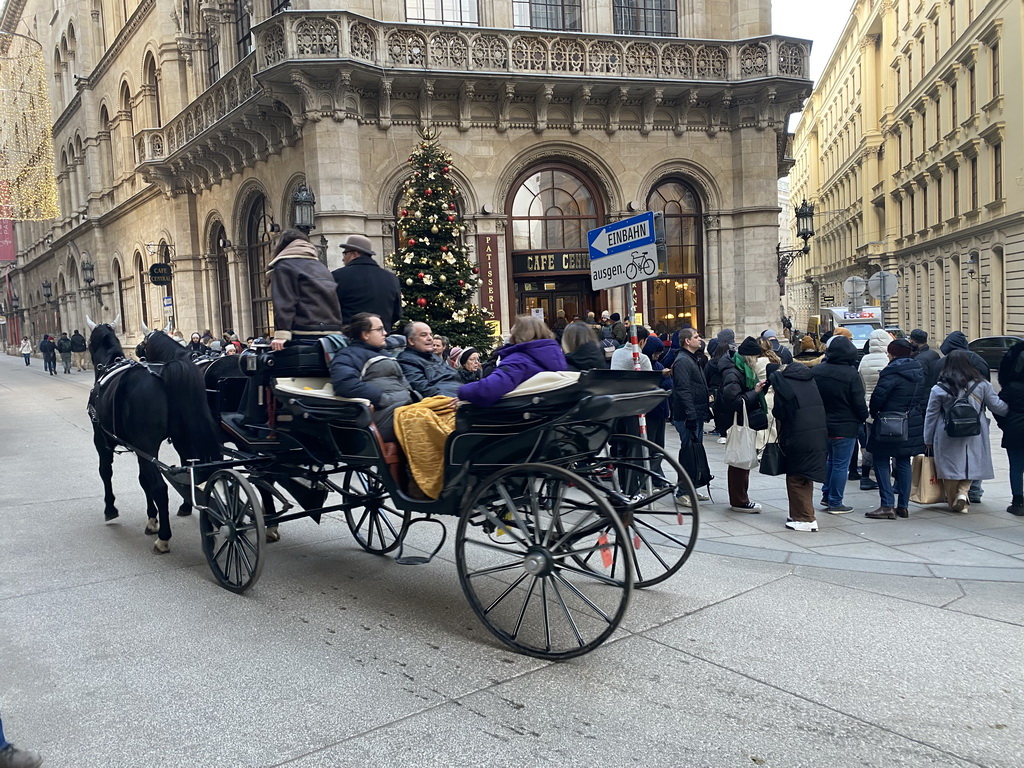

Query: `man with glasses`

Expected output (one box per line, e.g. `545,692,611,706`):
332,234,402,332
398,321,462,398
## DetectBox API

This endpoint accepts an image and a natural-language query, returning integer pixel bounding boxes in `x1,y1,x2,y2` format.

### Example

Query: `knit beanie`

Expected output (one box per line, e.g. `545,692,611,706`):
716,328,736,348
448,346,464,366
800,335,816,352
833,326,853,339
737,336,761,356
458,347,478,367
888,338,915,358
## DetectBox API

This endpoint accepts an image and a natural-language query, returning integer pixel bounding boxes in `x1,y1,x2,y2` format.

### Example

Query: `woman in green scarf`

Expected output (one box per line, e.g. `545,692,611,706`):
719,335,770,512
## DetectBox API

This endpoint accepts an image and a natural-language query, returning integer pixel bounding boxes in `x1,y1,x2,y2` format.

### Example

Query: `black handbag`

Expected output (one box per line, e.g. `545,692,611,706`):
874,381,920,443
759,442,786,476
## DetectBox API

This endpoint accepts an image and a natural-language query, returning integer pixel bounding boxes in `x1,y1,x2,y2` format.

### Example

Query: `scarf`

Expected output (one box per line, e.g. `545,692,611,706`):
734,355,767,413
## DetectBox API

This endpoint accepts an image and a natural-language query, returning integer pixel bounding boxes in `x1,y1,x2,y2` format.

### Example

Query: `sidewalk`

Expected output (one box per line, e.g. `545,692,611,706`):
664,423,1024,582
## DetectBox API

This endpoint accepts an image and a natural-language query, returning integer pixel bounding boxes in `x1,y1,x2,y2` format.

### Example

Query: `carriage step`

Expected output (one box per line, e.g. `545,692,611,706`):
394,517,447,566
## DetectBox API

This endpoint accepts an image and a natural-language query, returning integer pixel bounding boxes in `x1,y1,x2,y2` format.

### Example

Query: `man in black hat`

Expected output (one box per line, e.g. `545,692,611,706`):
332,234,403,331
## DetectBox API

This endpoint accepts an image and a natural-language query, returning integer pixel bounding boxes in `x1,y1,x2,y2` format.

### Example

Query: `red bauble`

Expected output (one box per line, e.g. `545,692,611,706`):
449,203,456,210
400,209,408,217
440,246,448,252
447,215,454,222
425,188,432,195
442,166,450,173
458,280,465,286
417,272,425,279
416,297,428,307
408,239,416,246
472,267,479,274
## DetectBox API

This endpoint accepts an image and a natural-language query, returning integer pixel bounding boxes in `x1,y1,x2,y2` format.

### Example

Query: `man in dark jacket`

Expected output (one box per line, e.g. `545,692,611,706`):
70,329,88,371
865,339,927,518
608,313,628,346
770,361,828,531
936,330,990,503
670,328,711,501
398,321,461,397
332,235,403,331
810,336,869,514
39,335,57,376
55,332,73,373
909,329,940,370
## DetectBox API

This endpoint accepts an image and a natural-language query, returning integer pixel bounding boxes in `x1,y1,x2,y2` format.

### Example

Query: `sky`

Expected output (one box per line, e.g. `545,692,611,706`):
771,0,854,82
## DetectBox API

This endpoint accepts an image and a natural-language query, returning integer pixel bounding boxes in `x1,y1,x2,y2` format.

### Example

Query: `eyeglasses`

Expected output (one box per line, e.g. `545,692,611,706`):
370,326,386,333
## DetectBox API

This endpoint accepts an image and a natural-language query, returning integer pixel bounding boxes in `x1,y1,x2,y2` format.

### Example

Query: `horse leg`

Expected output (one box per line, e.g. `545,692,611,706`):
93,426,119,521
138,458,170,551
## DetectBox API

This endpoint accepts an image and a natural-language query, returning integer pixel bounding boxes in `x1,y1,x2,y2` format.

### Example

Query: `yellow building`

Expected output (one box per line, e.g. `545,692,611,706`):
789,0,1020,340
3,0,811,348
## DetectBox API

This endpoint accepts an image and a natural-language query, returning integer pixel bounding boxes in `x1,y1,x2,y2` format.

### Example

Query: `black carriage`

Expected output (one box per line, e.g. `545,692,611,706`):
176,349,700,660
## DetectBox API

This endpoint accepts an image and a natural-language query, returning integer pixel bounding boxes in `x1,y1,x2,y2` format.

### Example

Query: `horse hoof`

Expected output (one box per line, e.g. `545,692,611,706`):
144,519,159,535
104,510,120,522
153,539,170,554
266,526,281,543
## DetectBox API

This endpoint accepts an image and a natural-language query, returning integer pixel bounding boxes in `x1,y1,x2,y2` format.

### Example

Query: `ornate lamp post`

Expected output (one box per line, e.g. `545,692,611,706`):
292,184,316,233
41,280,56,335
82,258,103,305
776,199,815,295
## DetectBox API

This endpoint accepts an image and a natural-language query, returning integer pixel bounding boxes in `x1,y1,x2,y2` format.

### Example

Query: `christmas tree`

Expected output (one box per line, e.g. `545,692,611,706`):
388,129,494,351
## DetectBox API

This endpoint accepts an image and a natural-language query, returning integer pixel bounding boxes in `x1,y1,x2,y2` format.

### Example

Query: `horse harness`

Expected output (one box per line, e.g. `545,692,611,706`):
88,357,169,444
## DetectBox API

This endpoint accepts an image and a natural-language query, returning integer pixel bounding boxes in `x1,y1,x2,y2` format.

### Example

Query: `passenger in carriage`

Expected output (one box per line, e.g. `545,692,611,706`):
457,315,567,407
329,313,415,441
267,228,343,352
398,322,463,397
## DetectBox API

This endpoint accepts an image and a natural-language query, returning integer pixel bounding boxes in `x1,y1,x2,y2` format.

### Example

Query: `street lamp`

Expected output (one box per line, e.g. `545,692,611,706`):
776,199,815,295
292,184,316,233
41,280,52,303
82,258,102,303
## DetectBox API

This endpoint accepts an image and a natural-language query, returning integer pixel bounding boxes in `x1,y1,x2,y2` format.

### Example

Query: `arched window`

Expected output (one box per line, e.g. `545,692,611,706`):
213,223,232,334
647,179,704,334
120,83,135,170
135,251,149,327
143,54,161,127
115,261,126,333
507,164,603,323
99,105,115,187
245,195,274,337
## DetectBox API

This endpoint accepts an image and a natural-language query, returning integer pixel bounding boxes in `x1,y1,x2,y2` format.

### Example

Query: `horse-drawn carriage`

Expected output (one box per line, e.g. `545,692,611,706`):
88,323,699,660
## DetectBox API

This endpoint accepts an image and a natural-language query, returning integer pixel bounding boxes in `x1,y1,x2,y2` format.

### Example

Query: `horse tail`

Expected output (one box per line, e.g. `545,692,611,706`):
161,359,222,462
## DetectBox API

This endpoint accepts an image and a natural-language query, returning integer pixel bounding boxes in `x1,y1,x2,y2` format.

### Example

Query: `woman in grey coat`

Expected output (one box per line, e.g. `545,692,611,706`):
923,350,1008,512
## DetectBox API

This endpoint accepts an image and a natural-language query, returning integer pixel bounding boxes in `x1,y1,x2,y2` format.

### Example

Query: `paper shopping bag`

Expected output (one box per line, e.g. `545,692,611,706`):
910,454,943,504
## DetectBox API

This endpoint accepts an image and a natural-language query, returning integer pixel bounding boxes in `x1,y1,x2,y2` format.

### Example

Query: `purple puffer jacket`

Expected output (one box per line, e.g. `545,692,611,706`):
457,338,567,407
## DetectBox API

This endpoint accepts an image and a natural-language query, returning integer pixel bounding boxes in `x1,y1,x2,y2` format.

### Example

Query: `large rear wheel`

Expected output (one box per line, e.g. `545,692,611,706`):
570,434,699,587
199,469,265,593
456,464,633,660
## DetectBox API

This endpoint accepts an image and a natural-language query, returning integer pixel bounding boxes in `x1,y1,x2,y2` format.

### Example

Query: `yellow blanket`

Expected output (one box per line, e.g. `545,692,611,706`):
393,396,457,499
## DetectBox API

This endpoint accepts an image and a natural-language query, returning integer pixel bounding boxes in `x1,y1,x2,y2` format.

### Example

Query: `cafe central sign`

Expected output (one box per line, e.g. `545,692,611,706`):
513,252,590,274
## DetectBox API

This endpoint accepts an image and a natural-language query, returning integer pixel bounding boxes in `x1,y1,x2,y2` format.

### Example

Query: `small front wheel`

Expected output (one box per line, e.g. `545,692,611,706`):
456,463,633,660
199,469,265,593
338,467,410,554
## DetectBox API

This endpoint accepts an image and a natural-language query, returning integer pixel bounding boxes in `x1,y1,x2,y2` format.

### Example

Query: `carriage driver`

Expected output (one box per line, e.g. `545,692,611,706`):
268,229,343,350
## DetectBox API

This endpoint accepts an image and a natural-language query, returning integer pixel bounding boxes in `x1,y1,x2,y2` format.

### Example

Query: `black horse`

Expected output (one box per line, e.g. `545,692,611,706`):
87,319,222,553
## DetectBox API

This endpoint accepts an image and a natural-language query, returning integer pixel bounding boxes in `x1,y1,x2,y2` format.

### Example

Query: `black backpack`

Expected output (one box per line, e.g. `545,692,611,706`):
942,381,982,438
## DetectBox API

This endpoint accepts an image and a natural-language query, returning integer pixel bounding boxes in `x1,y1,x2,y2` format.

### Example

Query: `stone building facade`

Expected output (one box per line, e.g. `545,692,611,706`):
3,0,810,348
789,0,1022,339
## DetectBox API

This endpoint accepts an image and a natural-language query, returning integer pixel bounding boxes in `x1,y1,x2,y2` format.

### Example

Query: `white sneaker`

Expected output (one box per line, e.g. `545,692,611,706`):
729,502,761,513
696,492,711,502
716,437,727,444
675,495,693,507
785,520,818,532
953,494,969,513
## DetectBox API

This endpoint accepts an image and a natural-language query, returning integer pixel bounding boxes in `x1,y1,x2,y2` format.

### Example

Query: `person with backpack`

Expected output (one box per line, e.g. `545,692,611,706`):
55,332,73,373
923,350,1007,513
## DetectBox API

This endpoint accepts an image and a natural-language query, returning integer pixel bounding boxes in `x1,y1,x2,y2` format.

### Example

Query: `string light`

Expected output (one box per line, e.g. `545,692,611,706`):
0,32,59,221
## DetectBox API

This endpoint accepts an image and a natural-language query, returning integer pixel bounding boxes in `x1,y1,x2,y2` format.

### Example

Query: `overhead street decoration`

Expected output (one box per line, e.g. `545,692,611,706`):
587,212,659,290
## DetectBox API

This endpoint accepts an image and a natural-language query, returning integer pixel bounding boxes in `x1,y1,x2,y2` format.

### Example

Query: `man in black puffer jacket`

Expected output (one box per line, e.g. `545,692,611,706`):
811,336,869,514
770,361,828,531
671,328,710,499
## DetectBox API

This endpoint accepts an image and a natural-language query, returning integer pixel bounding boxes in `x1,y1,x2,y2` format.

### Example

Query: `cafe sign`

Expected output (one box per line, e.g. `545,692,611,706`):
513,252,590,274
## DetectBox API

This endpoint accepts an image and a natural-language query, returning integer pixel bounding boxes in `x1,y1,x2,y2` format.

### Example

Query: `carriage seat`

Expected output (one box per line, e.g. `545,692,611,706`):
498,370,581,399
273,376,370,405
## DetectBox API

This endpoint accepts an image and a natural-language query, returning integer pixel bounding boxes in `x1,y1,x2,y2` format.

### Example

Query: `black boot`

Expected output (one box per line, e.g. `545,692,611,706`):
860,467,878,491
1008,495,1024,516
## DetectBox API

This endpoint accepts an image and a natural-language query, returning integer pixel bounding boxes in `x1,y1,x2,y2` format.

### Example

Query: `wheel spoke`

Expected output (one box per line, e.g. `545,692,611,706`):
510,575,538,639
464,558,527,580
483,570,530,617
463,535,530,557
555,561,629,587
494,480,534,544
552,570,618,625
548,576,586,646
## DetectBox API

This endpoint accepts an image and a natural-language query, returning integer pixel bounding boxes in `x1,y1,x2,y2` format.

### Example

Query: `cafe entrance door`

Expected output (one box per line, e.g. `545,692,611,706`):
515,276,597,326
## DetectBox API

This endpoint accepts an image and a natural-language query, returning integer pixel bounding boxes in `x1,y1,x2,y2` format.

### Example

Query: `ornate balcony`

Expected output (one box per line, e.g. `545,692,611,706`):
137,13,811,194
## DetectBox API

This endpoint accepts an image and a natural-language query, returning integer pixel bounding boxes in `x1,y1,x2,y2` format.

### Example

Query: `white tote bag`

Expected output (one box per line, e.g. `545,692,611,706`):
724,406,759,470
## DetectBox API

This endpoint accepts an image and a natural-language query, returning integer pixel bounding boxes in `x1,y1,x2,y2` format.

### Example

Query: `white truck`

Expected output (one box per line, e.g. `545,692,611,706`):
820,307,884,346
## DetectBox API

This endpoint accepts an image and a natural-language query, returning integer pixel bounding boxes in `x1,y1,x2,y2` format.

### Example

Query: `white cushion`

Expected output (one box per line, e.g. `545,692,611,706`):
500,370,581,399
273,377,371,405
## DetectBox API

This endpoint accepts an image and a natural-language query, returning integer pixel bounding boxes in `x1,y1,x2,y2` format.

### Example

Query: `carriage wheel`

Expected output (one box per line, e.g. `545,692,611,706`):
339,467,410,555
570,434,699,588
199,469,265,593
455,463,633,660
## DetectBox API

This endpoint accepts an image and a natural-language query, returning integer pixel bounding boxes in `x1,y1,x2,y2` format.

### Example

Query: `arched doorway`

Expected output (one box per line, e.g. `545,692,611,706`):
647,179,704,334
506,164,603,325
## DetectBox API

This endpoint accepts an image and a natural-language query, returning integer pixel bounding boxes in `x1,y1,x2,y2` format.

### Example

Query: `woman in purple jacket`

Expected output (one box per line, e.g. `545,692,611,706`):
457,315,567,407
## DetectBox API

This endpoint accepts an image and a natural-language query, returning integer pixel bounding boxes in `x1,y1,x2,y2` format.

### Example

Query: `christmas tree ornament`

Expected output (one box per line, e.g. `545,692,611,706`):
458,280,465,286
417,272,425,278
449,203,456,210
416,297,428,307
472,267,479,273
447,215,454,222
400,209,408,217
425,188,432,195
406,278,413,285
431,225,439,234
440,275,447,282
408,238,416,245
440,245,448,252
414,210,422,218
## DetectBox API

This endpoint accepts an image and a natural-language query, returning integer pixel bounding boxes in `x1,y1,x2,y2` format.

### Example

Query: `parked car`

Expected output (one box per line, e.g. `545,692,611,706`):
968,336,1024,374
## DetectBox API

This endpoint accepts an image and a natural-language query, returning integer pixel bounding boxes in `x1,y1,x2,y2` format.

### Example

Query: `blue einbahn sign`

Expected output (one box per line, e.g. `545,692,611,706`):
587,212,659,290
